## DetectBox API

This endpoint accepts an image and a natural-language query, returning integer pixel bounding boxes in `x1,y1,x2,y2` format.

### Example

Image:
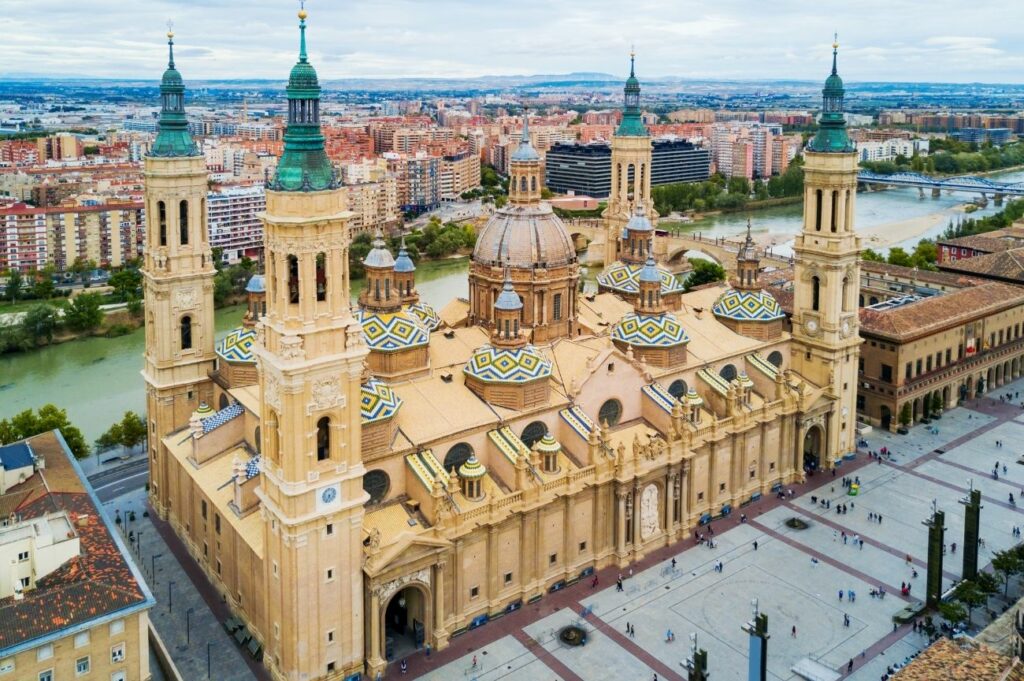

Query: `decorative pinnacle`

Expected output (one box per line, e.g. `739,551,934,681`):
629,45,636,77
521,105,530,143
166,19,175,68
831,32,839,75
298,0,308,62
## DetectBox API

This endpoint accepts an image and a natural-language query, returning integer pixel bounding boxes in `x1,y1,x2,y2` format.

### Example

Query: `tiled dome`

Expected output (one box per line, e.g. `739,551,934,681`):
711,289,785,322
472,204,576,269
598,261,684,296
463,345,552,384
612,312,689,347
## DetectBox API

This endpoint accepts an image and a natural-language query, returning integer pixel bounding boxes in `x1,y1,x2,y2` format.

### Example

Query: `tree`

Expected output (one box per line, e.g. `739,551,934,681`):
108,269,142,302
684,260,727,292
899,403,912,427
21,304,59,345
938,600,967,628
4,268,23,302
32,273,56,300
861,249,885,262
930,392,943,415
953,579,988,625
63,292,104,332
0,404,89,458
991,549,1023,597
117,411,147,450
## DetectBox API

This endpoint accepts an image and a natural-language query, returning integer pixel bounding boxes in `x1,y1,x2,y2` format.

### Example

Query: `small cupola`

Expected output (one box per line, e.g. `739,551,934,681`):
636,255,667,315
535,433,562,474
458,455,487,500
735,219,761,291
359,230,400,313
621,205,654,264
491,270,526,349
393,237,418,304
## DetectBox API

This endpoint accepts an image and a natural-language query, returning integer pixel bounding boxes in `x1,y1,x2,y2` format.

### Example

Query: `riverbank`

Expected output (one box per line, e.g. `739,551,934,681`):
859,207,969,249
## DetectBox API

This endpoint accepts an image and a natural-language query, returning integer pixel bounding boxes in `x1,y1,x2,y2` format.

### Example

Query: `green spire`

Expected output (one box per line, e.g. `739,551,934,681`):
270,6,338,192
616,47,648,138
808,35,854,154
150,26,199,158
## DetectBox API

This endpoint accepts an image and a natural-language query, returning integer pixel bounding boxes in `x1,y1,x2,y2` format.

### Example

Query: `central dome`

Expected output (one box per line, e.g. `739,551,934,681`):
472,204,577,269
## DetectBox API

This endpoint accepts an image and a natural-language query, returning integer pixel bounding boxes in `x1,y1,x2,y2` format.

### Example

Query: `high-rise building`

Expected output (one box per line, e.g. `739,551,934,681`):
438,149,482,200
207,185,267,263
384,151,440,212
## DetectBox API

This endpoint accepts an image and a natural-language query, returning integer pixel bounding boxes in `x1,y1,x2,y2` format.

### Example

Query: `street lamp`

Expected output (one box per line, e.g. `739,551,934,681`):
207,642,213,679
168,581,176,613
151,553,163,584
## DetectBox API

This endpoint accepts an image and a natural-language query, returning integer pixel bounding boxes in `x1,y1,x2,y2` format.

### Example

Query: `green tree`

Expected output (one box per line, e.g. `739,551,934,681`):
21,304,59,344
4,268,23,302
861,249,885,262
0,404,89,458
32,273,56,300
63,292,104,332
684,260,726,292
953,579,988,625
899,403,912,426
95,421,122,451
938,600,968,628
886,247,913,268
930,392,943,415
108,269,142,302
991,549,1023,597
117,411,147,449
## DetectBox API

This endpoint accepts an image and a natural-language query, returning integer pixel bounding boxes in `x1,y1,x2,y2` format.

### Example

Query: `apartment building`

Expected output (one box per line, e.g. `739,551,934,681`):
439,150,482,200
339,178,401,236
207,185,267,263
0,431,155,681
384,151,440,212
0,201,145,272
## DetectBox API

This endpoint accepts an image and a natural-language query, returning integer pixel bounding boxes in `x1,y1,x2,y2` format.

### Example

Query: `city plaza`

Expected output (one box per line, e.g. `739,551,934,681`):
395,383,1024,680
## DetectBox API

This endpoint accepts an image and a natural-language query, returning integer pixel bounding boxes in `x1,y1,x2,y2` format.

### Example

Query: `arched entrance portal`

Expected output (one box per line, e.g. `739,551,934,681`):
803,425,824,473
880,406,892,431
384,586,428,662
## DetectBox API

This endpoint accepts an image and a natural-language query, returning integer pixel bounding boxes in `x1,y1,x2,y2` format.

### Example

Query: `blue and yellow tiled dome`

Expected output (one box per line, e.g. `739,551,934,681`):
216,327,257,364
613,312,689,348
598,261,684,296
361,377,403,424
458,455,487,479
356,310,429,352
463,345,552,384
405,302,440,331
711,289,785,322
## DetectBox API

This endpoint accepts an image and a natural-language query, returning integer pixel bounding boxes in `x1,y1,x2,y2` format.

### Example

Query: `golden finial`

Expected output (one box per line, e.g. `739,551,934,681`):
298,0,307,20
166,19,174,40
832,32,839,50
630,43,636,59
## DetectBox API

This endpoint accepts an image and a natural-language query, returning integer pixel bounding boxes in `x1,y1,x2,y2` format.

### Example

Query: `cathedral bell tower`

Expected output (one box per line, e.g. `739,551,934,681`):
603,50,655,265
142,28,217,517
252,8,369,679
790,38,861,471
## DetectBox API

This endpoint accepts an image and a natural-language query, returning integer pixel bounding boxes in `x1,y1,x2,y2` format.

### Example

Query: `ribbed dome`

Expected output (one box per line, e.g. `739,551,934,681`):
394,240,415,273
495,278,523,311
626,209,653,232
288,61,320,93
472,204,576,269
161,66,183,87
364,235,395,269
245,274,265,293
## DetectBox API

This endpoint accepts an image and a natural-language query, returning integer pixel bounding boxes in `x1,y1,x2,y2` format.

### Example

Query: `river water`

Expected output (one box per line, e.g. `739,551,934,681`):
4,167,1022,442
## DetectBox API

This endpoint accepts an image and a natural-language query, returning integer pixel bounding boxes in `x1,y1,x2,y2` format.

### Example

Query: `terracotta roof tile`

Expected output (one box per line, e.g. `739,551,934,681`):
894,637,1018,681
0,431,147,653
939,247,1024,283
859,281,1024,341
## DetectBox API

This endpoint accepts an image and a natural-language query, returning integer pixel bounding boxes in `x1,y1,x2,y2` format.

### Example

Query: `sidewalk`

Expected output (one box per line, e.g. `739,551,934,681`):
101,488,260,681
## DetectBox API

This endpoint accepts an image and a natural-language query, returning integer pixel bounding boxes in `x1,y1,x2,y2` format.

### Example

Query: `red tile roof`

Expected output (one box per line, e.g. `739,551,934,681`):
0,431,149,654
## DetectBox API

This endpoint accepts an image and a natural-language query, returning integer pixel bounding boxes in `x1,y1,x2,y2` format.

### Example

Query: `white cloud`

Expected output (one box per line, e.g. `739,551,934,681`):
0,0,1022,83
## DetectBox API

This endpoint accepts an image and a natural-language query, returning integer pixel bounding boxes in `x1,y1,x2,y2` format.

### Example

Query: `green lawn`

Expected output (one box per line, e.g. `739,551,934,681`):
0,298,67,316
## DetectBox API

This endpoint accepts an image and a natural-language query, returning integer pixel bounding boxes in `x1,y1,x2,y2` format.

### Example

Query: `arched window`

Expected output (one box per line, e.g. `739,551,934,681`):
363,470,390,505
179,200,189,245
719,364,737,381
768,350,784,368
859,294,864,307
521,421,547,449
531,176,537,192
443,443,473,473
520,176,527,191
598,399,622,427
288,255,300,304
316,417,330,461
869,296,879,305
668,379,687,399
811,276,820,312
831,190,839,233
218,393,229,410
315,252,327,302
158,201,167,246
814,189,823,231
254,426,261,454
180,315,192,350
842,277,850,312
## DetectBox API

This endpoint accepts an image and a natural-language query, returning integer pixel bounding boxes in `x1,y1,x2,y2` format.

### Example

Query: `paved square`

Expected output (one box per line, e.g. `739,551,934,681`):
411,379,1024,681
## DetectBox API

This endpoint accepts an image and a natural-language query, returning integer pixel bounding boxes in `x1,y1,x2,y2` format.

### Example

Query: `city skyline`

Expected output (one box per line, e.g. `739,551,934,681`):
3,0,1024,84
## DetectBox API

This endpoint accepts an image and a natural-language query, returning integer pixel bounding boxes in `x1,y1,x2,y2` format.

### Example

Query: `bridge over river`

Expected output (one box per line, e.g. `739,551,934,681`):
858,171,1024,202
565,219,794,272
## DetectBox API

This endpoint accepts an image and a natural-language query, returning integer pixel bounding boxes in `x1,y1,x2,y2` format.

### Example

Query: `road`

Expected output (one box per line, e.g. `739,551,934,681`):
89,457,150,502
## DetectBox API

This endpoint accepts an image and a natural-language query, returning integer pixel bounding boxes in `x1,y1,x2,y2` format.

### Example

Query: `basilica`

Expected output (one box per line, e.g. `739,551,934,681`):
143,13,861,680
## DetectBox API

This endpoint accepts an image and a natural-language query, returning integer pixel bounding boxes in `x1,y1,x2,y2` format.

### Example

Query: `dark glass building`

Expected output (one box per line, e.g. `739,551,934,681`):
544,138,710,197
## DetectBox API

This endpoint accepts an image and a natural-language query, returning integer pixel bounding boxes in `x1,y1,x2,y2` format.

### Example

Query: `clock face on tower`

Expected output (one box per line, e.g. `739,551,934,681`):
316,483,341,511
804,319,819,335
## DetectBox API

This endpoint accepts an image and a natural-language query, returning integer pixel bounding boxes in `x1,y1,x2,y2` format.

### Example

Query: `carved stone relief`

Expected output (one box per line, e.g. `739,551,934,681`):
640,484,660,540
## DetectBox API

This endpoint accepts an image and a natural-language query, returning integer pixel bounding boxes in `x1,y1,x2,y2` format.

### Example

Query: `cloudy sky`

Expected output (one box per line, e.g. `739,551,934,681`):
3,0,1023,83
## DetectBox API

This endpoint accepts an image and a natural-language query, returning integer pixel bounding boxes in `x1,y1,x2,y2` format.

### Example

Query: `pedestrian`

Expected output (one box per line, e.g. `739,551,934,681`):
879,514,883,523
630,624,636,638
671,557,677,569
616,578,623,592
472,655,478,669
425,643,431,659
792,625,797,637
753,540,758,551
839,589,844,601
629,567,633,578
626,622,630,634
848,659,854,672
401,659,408,674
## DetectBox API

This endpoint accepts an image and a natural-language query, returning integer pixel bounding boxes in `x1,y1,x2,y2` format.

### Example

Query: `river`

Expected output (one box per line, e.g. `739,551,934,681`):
4,168,1022,442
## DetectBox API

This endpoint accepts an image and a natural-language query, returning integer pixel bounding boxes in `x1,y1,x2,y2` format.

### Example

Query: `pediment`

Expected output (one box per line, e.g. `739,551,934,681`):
366,531,451,578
